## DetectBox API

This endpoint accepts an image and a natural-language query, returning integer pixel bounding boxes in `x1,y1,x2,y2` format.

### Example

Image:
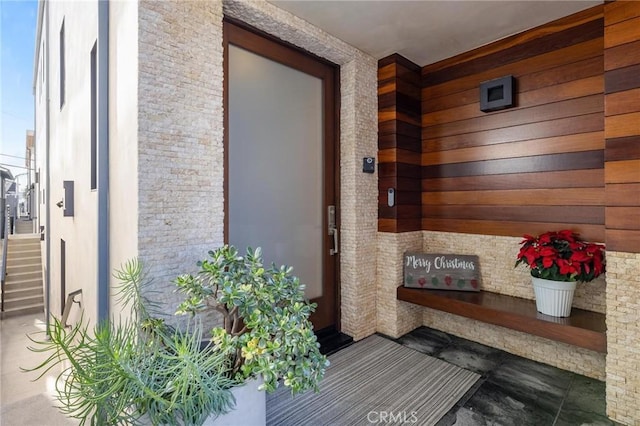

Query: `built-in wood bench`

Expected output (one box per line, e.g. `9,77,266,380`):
397,287,606,353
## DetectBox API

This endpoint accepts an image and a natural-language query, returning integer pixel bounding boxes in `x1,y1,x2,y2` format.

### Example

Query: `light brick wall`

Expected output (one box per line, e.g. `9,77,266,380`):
423,231,606,313
137,0,225,321
420,231,606,379
422,308,606,380
375,230,605,378
606,251,640,424
137,0,378,336
376,232,423,337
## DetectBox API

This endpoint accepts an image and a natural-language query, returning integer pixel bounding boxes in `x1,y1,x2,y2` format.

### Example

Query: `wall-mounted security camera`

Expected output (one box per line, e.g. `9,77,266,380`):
56,200,64,208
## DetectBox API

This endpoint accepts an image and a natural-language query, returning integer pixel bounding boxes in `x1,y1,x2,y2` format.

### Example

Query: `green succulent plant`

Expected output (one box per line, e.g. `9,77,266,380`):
175,245,329,394
25,260,238,426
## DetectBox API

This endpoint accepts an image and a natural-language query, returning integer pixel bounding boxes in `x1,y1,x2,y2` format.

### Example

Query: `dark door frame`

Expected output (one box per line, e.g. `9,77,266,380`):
222,18,342,332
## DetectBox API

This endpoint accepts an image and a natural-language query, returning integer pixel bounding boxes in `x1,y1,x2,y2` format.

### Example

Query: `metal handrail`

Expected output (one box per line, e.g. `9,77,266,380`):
1,204,10,312
62,289,83,328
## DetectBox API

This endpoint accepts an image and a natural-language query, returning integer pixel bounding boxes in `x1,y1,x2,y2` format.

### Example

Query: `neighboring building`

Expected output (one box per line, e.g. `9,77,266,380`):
25,130,36,222
0,167,14,239
33,1,640,423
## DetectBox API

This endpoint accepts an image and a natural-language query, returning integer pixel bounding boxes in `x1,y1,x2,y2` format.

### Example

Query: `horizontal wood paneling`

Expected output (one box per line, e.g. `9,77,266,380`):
423,113,604,152
604,1,640,252
424,95,603,138
423,6,604,73
605,160,640,183
606,229,640,253
422,133,603,166
423,205,604,224
423,170,604,192
420,6,605,240
379,176,422,192
380,190,421,206
423,151,604,178
378,148,422,165
604,16,640,48
378,218,422,233
604,40,640,71
606,183,640,206
605,112,640,138
423,74,603,125
421,218,604,243
604,63,640,93
378,162,421,178
605,88,640,116
423,38,603,100
422,188,604,206
605,0,640,26
378,134,421,152
378,54,422,232
605,207,640,230
423,18,603,87
605,136,640,161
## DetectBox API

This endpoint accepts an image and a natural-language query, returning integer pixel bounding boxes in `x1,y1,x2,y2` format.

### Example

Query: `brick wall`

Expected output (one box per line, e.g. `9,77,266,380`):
137,0,225,320
606,252,640,423
377,232,423,337
137,0,378,338
376,230,606,379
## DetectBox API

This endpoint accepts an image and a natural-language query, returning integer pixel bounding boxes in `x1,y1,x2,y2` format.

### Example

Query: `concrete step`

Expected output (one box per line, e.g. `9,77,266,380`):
4,278,42,291
0,303,44,319
4,284,43,299
7,248,41,258
4,270,42,282
2,294,44,311
7,244,40,253
8,240,40,248
7,262,42,275
7,250,42,262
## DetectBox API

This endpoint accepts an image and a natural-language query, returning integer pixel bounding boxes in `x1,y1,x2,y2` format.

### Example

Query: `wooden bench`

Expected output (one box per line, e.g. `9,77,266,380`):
397,286,606,353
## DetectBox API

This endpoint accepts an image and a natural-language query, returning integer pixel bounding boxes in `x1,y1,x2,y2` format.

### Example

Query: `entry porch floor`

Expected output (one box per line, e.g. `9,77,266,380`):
0,313,618,425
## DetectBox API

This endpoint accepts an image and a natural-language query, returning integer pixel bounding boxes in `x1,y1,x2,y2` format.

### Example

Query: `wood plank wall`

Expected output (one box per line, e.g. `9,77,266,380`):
378,54,422,232
604,1,640,253
420,6,605,243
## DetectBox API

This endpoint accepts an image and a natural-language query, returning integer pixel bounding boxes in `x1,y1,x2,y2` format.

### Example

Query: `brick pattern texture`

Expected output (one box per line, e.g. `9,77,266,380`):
138,0,378,338
375,230,606,379
422,231,606,379
138,0,225,324
376,232,423,337
423,231,606,313
423,308,605,380
606,251,640,424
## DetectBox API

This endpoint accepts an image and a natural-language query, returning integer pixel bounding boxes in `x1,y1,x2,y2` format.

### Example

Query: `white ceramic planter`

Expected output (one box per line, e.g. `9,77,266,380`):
139,376,265,426
204,376,265,426
532,276,577,317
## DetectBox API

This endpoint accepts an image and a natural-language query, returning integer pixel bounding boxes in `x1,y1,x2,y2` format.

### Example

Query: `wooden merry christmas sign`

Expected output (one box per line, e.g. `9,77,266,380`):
403,253,481,292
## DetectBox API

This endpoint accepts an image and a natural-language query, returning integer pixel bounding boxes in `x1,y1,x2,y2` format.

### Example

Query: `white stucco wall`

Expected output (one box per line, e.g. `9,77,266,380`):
43,1,100,325
108,0,139,316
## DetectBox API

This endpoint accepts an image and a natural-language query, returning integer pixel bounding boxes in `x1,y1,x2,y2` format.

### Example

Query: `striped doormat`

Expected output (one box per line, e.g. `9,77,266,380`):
267,334,479,426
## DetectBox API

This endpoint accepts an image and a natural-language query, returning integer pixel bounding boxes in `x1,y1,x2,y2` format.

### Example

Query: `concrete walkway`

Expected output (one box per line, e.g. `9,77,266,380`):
0,313,77,425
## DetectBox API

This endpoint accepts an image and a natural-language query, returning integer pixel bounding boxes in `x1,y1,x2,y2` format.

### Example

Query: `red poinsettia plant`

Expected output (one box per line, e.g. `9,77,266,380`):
515,230,605,282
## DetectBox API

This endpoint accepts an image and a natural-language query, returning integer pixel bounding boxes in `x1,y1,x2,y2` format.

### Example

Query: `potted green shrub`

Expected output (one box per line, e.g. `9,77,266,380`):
515,230,605,317
25,246,328,425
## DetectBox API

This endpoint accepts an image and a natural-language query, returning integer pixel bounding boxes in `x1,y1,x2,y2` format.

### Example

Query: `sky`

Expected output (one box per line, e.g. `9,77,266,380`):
0,0,38,181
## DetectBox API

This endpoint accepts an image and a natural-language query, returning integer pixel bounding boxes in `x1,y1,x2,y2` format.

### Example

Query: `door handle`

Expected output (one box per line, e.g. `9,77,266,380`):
330,227,339,256
328,205,338,256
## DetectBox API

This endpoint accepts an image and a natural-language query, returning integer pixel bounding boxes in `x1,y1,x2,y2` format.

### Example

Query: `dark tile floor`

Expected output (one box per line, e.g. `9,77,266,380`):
396,327,619,426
